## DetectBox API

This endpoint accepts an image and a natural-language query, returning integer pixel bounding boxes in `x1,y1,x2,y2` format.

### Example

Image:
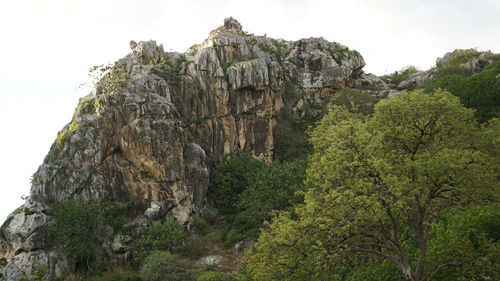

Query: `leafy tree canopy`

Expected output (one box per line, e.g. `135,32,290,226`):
242,90,499,281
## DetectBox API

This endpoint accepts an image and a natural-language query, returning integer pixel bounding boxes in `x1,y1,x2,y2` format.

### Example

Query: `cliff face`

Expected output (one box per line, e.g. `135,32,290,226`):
0,18,364,280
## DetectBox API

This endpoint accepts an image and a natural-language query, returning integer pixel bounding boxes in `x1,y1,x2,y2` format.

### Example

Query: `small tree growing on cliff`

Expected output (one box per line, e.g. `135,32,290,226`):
243,90,499,281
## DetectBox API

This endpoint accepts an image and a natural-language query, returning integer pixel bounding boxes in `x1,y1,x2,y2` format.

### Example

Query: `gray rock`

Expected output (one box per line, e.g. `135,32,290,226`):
397,70,433,90
196,255,223,266
110,234,131,253
460,59,490,74
233,239,255,253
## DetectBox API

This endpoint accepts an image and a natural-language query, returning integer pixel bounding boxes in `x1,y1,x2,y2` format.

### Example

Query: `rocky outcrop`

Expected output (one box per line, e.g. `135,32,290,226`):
396,70,434,90
354,72,399,97
0,18,365,280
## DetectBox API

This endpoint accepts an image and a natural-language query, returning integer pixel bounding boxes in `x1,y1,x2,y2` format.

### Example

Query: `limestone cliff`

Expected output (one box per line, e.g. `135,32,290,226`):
0,18,365,280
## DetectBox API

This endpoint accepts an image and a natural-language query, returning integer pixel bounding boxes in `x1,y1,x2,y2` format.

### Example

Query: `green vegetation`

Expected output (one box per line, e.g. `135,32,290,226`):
196,271,238,281
140,251,194,281
89,63,131,92
425,60,500,122
257,41,284,62
242,90,499,281
49,201,126,273
208,153,264,216
131,218,188,261
273,118,311,161
150,55,191,86
1,216,14,229
75,97,103,116
19,265,49,281
208,153,307,245
46,122,79,162
436,49,482,68
330,88,382,115
327,45,360,66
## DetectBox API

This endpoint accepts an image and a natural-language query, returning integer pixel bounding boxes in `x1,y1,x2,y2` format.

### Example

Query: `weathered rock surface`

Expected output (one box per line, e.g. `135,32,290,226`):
396,70,434,90
0,18,365,280
354,72,399,97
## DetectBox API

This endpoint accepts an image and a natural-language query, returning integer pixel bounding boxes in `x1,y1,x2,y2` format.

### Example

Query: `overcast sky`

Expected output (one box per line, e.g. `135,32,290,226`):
0,0,499,221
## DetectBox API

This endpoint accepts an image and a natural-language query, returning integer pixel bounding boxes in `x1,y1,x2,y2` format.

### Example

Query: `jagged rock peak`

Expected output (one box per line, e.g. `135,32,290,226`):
222,17,243,32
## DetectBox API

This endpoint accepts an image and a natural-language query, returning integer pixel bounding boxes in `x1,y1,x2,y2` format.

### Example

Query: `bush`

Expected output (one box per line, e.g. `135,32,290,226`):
49,201,125,273
330,89,381,116
193,218,210,235
140,251,194,281
208,153,264,216
225,160,307,244
208,154,308,245
425,61,500,121
196,271,238,281
132,218,188,261
92,270,142,281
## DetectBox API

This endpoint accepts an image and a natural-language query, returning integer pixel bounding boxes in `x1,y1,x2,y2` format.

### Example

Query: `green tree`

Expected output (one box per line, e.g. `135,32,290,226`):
243,90,499,281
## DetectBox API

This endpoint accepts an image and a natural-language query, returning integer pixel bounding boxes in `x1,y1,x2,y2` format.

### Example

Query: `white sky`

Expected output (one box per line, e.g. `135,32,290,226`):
1,0,499,221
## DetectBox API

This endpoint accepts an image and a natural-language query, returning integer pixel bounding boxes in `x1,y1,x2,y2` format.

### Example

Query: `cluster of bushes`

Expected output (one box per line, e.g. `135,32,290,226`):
425,60,500,122
49,201,127,274
140,251,238,281
208,153,307,245
131,218,205,261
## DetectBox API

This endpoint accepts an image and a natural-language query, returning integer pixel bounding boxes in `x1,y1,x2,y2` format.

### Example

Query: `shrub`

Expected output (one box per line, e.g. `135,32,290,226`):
209,154,308,245
425,61,500,121
140,251,194,281
273,120,311,161
91,269,142,281
225,160,307,244
193,217,210,235
330,89,381,116
49,201,125,273
132,218,188,261
208,153,264,216
196,271,238,281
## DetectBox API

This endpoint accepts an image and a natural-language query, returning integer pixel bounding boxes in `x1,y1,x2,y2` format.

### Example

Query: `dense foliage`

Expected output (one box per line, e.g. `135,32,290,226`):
131,218,189,261
425,61,500,121
140,251,194,281
242,90,499,281
49,201,125,273
208,153,307,244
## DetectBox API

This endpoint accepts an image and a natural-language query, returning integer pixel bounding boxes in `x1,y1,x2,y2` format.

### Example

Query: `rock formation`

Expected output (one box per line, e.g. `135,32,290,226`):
0,18,365,280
